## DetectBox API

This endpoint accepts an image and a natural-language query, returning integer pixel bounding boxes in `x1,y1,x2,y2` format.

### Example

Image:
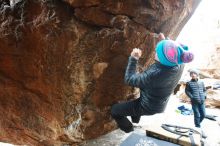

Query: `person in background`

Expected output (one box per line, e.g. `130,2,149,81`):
185,69,206,128
111,33,194,133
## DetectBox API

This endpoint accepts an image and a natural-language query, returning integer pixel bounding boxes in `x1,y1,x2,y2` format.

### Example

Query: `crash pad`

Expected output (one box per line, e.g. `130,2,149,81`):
145,124,201,146
120,132,179,146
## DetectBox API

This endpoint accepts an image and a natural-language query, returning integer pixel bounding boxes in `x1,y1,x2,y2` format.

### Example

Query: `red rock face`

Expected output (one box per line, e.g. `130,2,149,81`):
0,0,200,145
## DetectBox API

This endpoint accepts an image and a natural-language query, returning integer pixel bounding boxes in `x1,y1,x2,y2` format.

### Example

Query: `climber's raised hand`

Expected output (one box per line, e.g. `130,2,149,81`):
131,48,142,60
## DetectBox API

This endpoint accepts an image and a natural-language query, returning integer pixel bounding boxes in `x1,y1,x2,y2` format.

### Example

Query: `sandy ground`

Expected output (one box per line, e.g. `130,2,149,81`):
80,96,220,146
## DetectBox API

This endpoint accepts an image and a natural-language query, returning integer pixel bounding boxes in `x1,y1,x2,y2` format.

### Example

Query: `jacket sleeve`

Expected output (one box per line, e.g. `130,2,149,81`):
124,56,149,88
185,82,193,99
202,82,207,98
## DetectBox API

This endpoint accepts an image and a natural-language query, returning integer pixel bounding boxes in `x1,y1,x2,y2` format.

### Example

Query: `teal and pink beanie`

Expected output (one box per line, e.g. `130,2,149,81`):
156,40,194,66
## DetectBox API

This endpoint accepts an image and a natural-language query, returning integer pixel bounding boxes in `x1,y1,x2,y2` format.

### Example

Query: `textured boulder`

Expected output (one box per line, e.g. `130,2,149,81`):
0,0,200,145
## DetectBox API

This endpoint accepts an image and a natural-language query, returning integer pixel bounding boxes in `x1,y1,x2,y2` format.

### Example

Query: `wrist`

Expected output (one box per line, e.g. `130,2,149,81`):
131,56,139,60
130,56,139,61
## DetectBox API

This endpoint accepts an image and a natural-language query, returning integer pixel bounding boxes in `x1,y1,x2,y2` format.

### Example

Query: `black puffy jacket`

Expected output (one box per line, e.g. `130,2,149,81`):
125,57,184,114
185,79,206,103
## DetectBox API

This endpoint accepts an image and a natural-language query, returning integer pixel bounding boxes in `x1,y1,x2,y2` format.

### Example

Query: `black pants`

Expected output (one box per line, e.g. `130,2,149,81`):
111,98,153,133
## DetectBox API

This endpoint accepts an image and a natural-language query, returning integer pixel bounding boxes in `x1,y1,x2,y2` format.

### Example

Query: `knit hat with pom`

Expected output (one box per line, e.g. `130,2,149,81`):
156,40,194,66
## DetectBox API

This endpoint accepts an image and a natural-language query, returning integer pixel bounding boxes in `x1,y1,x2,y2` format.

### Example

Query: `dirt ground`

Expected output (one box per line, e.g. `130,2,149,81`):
80,96,220,146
